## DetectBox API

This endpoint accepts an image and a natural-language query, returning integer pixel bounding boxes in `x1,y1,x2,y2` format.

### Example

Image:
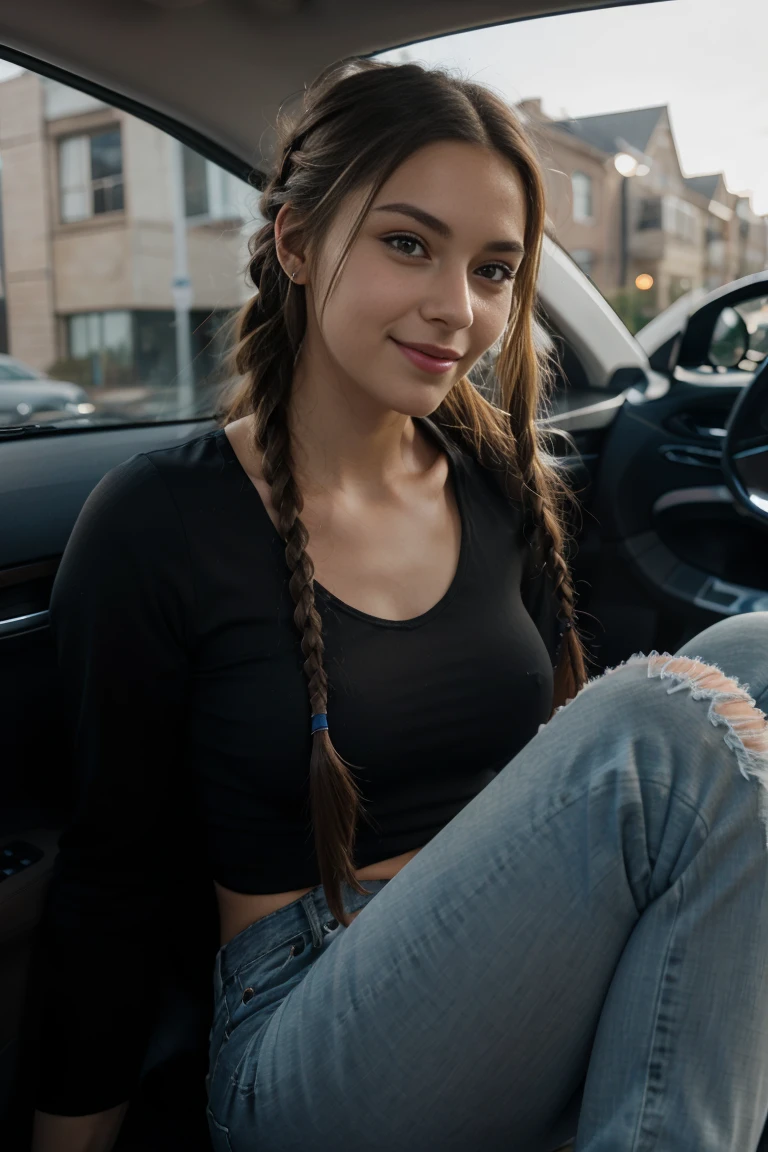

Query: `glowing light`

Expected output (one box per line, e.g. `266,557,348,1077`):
614,152,638,177
635,273,655,291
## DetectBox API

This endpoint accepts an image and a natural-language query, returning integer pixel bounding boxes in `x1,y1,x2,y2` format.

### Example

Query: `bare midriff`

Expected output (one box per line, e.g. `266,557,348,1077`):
215,846,422,947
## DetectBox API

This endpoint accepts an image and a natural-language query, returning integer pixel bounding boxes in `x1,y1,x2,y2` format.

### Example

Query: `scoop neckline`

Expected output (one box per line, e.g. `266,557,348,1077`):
214,417,469,630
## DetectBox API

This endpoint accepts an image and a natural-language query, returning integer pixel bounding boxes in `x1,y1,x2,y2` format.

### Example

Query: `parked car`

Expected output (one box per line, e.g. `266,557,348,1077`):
0,354,95,425
1,2,767,1150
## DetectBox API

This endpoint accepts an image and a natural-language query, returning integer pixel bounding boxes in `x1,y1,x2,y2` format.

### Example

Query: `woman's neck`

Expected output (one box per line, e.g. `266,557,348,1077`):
287,359,435,499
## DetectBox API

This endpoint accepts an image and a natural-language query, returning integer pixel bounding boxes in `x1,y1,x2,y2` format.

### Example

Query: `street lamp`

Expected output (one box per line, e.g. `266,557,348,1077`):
614,142,651,289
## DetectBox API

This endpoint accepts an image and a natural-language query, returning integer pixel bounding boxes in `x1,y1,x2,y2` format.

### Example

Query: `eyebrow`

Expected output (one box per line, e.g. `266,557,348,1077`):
372,201,525,256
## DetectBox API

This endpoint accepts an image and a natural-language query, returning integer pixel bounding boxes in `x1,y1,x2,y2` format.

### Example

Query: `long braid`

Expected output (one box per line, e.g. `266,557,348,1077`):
222,180,369,929
513,436,586,708
434,375,587,711
260,402,370,926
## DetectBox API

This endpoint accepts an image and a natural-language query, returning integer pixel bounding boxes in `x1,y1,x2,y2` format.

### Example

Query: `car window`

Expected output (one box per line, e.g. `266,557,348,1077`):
1,0,765,430
377,0,767,338
0,69,259,427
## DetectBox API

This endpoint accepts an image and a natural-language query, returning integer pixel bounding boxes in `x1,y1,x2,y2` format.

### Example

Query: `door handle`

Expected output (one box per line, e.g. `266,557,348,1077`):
0,609,50,638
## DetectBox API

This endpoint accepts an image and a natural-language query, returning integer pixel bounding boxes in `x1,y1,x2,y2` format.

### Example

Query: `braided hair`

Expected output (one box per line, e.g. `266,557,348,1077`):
221,58,587,926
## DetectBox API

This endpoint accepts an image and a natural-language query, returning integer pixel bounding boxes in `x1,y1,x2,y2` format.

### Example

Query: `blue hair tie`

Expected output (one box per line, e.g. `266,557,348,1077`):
311,713,328,736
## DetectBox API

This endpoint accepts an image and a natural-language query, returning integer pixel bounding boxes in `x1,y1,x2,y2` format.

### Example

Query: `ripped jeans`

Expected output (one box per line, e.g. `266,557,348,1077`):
206,613,768,1152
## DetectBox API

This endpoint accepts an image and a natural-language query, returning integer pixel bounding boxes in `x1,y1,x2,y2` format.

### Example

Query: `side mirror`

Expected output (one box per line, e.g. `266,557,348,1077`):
672,269,768,374
709,306,749,369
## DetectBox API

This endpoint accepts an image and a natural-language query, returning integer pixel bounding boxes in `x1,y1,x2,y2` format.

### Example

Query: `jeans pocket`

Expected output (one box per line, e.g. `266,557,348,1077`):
206,1105,235,1152
226,929,314,1036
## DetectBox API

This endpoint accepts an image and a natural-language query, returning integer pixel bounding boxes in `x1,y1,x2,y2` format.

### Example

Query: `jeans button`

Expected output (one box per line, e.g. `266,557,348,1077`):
291,938,306,956
242,987,255,1004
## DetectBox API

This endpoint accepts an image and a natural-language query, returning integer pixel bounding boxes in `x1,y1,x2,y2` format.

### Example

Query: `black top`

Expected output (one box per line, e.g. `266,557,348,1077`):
32,417,563,1115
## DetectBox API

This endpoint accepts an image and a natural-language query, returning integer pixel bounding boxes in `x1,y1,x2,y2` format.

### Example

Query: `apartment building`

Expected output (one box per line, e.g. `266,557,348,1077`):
684,174,768,289
0,72,256,401
519,97,622,292
521,99,768,324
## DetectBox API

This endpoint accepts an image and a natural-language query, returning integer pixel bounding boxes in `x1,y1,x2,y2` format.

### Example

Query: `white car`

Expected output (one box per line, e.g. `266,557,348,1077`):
0,354,95,425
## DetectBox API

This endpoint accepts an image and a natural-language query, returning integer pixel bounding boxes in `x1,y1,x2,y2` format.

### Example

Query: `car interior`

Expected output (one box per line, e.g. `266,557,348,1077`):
0,0,767,1148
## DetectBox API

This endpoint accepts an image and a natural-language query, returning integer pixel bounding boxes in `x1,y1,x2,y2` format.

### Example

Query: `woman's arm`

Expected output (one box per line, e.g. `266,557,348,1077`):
27,453,194,1120
31,1103,128,1152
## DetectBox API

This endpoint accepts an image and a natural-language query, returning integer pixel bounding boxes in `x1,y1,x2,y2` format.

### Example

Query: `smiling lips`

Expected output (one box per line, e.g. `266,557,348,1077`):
391,338,463,375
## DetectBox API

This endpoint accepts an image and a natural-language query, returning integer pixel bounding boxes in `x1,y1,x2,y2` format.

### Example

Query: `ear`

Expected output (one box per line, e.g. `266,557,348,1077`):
274,204,307,285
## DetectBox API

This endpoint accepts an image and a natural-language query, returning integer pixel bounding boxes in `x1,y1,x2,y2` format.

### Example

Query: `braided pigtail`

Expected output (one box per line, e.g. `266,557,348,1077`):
509,430,586,708
433,367,588,712
221,136,372,928
260,403,371,928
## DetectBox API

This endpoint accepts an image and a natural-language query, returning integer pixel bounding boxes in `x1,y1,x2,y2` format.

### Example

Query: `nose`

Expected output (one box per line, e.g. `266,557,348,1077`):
421,263,473,332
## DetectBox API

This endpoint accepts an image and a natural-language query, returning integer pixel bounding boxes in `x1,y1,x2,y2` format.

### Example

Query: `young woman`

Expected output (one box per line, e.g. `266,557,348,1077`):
32,59,768,1152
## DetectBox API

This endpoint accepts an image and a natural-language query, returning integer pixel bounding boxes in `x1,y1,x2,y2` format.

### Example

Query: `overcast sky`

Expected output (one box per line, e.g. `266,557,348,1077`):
0,0,765,212
380,0,768,214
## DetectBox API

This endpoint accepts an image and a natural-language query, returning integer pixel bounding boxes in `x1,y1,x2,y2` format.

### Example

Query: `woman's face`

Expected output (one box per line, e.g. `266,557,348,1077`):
299,140,528,418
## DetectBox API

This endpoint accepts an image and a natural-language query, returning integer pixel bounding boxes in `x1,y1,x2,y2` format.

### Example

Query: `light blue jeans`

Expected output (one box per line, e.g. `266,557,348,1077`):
206,614,768,1151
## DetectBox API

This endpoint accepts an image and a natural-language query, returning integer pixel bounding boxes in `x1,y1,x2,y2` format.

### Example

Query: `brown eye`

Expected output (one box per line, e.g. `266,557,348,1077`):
384,234,427,259
477,263,515,283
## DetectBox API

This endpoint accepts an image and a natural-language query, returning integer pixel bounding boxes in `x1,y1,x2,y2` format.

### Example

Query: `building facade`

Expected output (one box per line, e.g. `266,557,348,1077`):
0,72,256,406
520,99,768,330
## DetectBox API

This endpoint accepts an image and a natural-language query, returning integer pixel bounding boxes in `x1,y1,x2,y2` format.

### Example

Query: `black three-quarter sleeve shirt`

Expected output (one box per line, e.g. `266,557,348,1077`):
31,416,563,1115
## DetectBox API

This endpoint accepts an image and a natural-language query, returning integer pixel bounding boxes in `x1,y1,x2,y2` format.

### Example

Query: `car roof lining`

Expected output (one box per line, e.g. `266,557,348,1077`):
0,0,662,175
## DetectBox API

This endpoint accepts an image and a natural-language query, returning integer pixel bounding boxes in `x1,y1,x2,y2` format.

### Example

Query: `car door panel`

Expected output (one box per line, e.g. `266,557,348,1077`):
0,422,220,1145
0,422,217,569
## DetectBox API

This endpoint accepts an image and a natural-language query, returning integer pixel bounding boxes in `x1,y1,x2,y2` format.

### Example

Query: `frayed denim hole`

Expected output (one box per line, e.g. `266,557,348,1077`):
554,651,768,846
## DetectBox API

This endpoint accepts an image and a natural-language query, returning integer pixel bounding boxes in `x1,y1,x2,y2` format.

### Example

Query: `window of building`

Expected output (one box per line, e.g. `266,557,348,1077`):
68,310,133,387
571,171,593,222
59,129,124,222
182,146,247,222
662,195,698,244
65,308,236,401
183,147,210,217
570,249,594,278
637,197,662,231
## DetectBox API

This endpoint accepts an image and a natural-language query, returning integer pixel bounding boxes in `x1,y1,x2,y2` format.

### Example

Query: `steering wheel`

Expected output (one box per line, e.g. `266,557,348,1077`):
722,352,768,527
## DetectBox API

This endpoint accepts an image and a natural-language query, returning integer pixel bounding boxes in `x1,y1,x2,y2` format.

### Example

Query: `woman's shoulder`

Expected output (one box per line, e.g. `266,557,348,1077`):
87,425,227,517
64,427,227,573
139,423,231,485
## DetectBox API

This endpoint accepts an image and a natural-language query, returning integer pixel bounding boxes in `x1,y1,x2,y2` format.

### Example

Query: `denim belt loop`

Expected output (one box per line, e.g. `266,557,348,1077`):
300,890,327,950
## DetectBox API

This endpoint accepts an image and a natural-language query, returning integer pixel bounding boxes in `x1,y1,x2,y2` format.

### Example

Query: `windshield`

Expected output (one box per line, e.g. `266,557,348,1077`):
0,0,764,430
